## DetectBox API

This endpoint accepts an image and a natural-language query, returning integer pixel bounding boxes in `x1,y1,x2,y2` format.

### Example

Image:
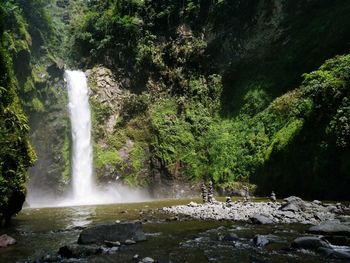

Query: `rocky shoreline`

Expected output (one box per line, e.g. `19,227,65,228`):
161,196,350,260
15,196,350,262
162,196,350,225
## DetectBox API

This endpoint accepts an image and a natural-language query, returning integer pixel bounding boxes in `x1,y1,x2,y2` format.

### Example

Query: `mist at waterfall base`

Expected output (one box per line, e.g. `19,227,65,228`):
27,70,149,208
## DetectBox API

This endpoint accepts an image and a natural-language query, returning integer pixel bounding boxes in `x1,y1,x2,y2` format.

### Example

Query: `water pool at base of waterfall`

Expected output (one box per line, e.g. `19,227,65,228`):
1,199,348,263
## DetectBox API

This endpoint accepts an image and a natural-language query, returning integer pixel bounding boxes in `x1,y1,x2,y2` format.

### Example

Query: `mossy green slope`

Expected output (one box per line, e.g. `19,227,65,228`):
0,2,36,222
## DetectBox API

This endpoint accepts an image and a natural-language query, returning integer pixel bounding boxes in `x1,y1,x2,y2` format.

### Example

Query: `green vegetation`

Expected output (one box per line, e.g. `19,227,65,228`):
1,0,350,203
72,0,350,199
0,2,36,219
0,0,70,217
94,145,122,170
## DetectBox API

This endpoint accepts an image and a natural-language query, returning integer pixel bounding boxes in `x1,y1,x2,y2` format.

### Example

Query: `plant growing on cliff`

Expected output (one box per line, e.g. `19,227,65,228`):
0,2,36,215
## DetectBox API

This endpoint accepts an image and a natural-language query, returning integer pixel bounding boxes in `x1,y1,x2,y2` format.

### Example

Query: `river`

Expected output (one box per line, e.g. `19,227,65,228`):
0,198,347,263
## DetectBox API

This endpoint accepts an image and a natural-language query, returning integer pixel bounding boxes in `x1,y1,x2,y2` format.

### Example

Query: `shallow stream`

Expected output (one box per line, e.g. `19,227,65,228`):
0,199,348,263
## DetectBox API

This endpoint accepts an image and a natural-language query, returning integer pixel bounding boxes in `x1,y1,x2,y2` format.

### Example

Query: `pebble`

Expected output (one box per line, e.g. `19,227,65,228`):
125,239,136,245
140,257,155,263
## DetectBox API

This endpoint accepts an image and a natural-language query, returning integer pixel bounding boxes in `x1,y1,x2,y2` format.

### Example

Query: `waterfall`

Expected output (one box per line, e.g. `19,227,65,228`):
65,70,94,202
26,70,149,208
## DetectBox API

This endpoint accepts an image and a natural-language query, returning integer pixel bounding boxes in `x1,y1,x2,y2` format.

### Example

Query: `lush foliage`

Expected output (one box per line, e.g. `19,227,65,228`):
67,0,350,199
1,0,348,201
0,2,36,214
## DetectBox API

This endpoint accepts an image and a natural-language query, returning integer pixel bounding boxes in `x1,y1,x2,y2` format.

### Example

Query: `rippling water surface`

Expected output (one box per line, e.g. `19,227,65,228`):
0,198,348,263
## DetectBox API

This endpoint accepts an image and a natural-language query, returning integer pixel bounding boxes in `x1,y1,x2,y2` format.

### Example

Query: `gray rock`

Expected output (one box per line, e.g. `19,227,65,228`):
308,221,350,237
187,202,199,207
0,234,16,247
270,193,276,203
284,196,303,203
141,257,155,263
280,203,299,212
125,239,136,245
291,236,331,250
327,205,337,213
253,234,278,247
207,181,214,204
58,244,102,258
314,212,327,221
109,246,119,253
280,196,305,212
78,222,146,245
163,197,338,224
225,196,232,207
249,214,274,224
201,183,208,203
313,200,322,206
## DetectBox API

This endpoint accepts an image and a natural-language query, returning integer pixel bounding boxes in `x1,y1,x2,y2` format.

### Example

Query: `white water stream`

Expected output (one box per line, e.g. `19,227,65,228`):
65,70,94,202
62,70,147,206
26,70,148,208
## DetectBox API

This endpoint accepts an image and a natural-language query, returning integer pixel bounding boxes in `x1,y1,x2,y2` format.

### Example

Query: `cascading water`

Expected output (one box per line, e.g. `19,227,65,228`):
26,70,148,208
62,70,148,206
65,70,94,202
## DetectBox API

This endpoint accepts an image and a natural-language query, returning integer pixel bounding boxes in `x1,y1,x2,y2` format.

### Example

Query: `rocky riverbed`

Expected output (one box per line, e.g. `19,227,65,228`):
3,199,350,263
162,196,350,225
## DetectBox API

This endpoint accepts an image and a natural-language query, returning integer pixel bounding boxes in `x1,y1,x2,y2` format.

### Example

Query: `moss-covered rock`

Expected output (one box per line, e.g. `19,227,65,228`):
0,2,36,222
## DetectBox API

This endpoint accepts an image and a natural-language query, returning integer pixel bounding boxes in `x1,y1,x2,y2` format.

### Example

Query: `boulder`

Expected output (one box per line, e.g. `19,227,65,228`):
0,234,16,247
308,221,350,237
291,236,331,250
253,234,278,247
326,205,338,213
280,196,305,212
249,214,274,224
58,244,102,258
78,222,146,245
280,203,299,212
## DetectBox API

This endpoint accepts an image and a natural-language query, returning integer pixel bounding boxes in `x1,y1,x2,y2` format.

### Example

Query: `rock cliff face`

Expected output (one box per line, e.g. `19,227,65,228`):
26,72,69,202
87,66,130,136
87,66,200,197
87,66,129,183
